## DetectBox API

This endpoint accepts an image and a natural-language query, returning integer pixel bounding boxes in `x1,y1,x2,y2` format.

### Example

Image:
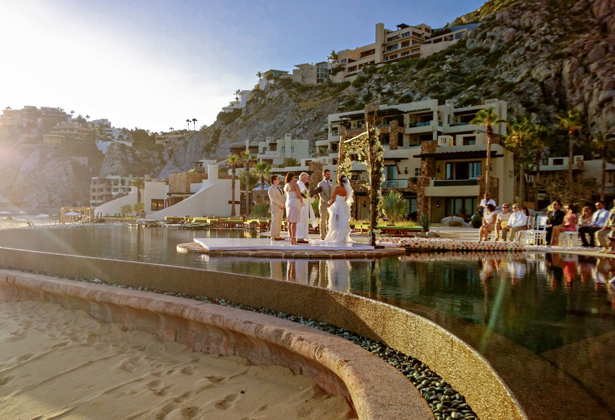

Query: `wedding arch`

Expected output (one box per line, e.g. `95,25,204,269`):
337,105,384,246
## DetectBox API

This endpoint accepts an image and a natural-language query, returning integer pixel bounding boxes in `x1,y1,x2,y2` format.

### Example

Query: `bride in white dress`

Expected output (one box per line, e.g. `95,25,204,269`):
324,175,354,243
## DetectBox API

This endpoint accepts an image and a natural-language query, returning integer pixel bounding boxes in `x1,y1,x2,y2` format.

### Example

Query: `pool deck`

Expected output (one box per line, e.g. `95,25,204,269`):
179,237,405,259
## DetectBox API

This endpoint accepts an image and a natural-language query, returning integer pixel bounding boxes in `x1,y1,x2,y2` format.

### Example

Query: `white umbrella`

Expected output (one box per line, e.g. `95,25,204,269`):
64,211,80,216
34,214,49,218
19,211,27,215
0,211,11,215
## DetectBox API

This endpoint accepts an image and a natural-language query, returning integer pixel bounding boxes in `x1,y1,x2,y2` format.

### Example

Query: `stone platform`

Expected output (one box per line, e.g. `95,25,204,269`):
177,238,405,259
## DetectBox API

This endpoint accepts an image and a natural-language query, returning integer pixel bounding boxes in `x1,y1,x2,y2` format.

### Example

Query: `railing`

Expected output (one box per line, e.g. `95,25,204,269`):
450,122,469,126
432,179,479,187
382,179,409,189
408,121,432,127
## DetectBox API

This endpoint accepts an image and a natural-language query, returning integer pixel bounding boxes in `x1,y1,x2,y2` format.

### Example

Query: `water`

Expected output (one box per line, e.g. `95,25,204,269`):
0,226,614,355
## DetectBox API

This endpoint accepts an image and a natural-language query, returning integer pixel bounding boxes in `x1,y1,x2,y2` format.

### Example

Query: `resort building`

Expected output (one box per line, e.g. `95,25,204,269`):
256,134,310,166
292,62,331,85
221,90,252,113
89,175,138,206
334,22,478,81
276,98,512,222
42,124,89,145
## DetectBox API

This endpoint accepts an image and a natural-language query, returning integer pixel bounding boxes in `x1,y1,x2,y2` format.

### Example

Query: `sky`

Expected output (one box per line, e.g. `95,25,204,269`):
0,0,485,132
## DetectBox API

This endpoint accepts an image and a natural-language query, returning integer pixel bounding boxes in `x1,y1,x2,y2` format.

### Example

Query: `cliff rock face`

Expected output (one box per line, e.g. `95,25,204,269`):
100,143,163,178
159,0,614,169
0,145,91,210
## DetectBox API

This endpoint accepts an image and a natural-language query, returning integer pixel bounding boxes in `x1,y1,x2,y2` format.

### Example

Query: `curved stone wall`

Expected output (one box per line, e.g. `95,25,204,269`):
0,270,432,420
0,247,531,419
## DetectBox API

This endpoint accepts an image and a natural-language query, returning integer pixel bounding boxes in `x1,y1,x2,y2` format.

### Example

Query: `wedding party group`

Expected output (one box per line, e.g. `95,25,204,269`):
267,169,354,245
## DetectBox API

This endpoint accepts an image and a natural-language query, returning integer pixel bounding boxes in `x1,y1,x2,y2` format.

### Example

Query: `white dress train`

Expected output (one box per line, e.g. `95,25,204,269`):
324,195,353,243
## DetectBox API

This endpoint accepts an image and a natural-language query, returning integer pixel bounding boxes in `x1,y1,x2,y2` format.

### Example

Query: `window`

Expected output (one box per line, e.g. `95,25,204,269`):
262,147,267,152
462,136,476,146
386,44,399,52
291,147,294,153
348,65,357,72
455,32,463,39
445,161,482,180
445,197,477,217
415,168,421,176
401,32,410,38
281,147,285,152
386,54,398,60
387,36,399,42
151,199,164,211
401,41,410,48
380,133,390,145
385,165,396,180
341,58,347,63
412,31,422,38
553,158,564,165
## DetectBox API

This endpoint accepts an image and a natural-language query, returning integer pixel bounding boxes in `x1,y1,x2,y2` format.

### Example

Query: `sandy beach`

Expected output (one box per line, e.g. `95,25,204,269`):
0,300,355,420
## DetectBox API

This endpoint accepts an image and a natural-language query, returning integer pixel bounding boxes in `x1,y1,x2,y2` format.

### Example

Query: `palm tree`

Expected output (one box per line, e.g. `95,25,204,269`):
532,124,548,209
470,107,500,194
241,151,255,214
256,71,262,81
383,191,409,225
129,178,145,203
506,115,535,205
169,127,174,133
557,110,582,184
70,110,75,115
239,170,259,192
192,118,197,130
593,133,613,201
85,115,90,120
253,162,272,192
185,119,191,130
327,49,338,64
228,154,240,216
281,157,300,167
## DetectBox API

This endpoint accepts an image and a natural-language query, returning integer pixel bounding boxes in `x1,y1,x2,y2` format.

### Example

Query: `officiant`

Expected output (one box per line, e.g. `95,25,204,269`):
296,172,318,244
312,169,333,240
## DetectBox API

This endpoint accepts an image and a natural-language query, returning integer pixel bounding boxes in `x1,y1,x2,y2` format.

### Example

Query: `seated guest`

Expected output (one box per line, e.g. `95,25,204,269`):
550,204,577,246
579,201,609,247
478,204,497,242
579,206,593,227
501,204,528,242
494,203,512,241
596,199,615,252
546,200,565,244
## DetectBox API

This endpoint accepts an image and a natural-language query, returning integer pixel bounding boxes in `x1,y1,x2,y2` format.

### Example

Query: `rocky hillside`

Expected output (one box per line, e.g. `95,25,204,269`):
0,145,93,211
162,0,613,167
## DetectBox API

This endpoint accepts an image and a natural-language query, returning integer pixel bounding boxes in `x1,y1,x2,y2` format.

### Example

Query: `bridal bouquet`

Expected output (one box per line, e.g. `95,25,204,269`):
301,190,310,199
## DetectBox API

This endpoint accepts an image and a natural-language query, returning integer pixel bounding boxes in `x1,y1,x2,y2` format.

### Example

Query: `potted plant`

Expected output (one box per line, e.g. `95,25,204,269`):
418,214,431,232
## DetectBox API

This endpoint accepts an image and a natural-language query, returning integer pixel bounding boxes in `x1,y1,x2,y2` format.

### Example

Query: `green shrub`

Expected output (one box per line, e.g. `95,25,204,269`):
331,66,344,75
363,65,378,74
418,214,431,232
362,92,373,102
251,202,270,217
216,108,242,125
352,75,368,88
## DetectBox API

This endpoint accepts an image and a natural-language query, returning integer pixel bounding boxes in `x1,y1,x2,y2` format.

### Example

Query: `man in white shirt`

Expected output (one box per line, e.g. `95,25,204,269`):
479,193,496,216
579,201,609,247
501,203,528,242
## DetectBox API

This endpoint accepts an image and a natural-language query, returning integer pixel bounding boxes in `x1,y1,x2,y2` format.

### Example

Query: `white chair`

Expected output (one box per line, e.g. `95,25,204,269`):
560,221,580,248
516,215,535,244
524,215,548,246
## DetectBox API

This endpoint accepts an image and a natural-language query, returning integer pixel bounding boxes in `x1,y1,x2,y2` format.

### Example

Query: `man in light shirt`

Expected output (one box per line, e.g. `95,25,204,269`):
579,201,609,247
479,192,496,216
596,199,615,252
501,204,527,242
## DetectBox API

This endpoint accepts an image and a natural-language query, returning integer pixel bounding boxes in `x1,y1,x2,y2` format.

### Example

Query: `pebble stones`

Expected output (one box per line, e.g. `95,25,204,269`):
4,267,479,420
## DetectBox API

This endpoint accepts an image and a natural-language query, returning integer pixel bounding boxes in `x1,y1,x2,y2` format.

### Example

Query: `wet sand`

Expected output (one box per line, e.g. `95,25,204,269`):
0,301,355,420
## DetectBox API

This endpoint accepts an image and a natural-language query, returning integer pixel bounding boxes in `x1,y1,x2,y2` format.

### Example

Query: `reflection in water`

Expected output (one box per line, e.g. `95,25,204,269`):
0,228,614,355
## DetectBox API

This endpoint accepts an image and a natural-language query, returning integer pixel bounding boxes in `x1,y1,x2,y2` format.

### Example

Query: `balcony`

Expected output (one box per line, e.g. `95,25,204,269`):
433,179,479,187
408,121,432,127
450,122,469,126
382,179,409,189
